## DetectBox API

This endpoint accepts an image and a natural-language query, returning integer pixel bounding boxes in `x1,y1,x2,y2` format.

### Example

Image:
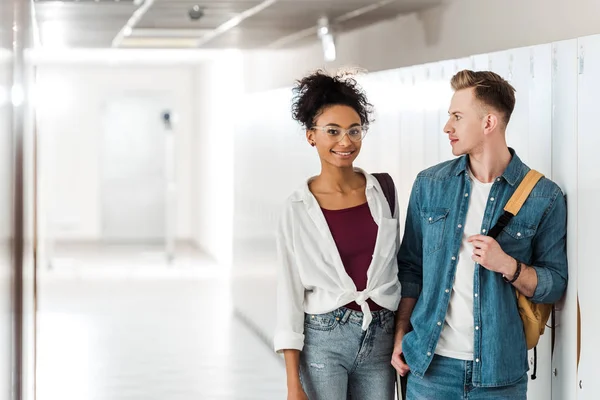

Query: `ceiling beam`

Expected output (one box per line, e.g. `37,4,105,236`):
111,0,155,48
267,0,399,49
195,0,279,47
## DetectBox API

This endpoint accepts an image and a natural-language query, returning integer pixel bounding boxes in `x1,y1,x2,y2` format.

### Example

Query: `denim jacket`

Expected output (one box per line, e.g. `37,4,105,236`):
398,149,568,387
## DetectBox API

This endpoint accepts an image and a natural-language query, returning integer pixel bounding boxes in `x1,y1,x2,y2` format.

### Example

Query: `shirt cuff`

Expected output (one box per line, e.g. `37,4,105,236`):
273,331,305,354
400,281,421,298
530,266,553,303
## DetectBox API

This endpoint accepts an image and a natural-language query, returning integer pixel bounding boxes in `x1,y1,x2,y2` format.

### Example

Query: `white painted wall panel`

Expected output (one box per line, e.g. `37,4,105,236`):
192,56,242,265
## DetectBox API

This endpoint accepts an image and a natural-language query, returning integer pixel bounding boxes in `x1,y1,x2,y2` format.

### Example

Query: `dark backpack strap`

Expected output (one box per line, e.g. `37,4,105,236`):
372,173,396,216
487,210,514,239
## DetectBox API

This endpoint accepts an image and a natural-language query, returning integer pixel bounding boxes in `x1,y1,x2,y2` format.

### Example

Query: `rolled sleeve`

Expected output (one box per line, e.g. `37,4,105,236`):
529,189,568,304
273,331,304,353
531,265,555,302
273,206,306,353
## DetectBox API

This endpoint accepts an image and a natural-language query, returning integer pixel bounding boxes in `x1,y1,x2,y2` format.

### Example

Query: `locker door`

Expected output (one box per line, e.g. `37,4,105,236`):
409,65,427,180
550,39,579,400
576,33,600,399
527,44,553,175
423,62,443,168
521,44,554,400
397,66,415,230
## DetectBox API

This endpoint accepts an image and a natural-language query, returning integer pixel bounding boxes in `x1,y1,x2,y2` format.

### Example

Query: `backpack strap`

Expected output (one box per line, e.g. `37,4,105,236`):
488,170,544,239
372,172,396,217
487,169,545,380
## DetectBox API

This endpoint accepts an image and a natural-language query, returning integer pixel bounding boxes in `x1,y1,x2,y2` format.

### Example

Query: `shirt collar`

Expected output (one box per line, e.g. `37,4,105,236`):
453,147,524,186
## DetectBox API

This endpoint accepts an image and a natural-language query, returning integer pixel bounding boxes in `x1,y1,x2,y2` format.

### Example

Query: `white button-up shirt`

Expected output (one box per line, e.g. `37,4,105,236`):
273,169,402,353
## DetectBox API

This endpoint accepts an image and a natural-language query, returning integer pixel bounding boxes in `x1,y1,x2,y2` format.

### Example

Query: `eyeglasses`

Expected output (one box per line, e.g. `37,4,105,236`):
310,125,367,143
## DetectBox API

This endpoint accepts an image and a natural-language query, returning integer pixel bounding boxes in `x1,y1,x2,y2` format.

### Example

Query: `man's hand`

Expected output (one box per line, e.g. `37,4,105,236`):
391,331,411,377
467,235,515,276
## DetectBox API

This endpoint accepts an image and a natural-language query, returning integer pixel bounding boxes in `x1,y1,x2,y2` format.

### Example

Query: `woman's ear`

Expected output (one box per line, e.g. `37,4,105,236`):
306,129,315,146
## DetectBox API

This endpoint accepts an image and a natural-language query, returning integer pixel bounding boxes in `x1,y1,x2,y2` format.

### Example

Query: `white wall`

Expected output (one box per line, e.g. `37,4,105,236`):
191,52,243,265
242,0,600,92
35,65,195,242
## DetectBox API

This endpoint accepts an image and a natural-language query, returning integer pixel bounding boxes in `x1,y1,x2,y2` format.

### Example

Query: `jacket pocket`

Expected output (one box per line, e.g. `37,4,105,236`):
503,220,536,240
499,220,536,256
421,207,449,254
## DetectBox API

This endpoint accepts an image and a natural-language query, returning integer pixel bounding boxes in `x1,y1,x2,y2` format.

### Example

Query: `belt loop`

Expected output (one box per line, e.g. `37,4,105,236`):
341,308,352,323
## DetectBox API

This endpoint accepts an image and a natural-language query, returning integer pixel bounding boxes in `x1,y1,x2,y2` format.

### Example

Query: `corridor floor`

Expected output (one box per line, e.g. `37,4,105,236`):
36,244,286,400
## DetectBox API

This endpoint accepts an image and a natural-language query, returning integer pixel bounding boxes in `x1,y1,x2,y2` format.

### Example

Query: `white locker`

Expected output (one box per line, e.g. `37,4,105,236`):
527,44,553,176
472,53,490,71
357,69,402,179
518,44,554,400
437,59,458,163
369,69,403,187
487,45,556,400
423,62,443,168
397,66,416,225
410,65,428,180
551,39,579,400
576,33,600,399
502,48,532,162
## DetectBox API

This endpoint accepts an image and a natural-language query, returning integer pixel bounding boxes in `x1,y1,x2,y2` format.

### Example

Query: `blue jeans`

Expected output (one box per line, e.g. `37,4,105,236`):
407,354,528,399
299,307,396,400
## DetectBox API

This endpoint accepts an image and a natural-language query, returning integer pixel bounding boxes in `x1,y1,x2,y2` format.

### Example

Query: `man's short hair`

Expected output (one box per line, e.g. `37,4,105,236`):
450,70,516,127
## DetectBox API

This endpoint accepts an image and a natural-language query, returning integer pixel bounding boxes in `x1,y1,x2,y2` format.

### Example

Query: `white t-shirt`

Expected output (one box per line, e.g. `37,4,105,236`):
435,169,493,360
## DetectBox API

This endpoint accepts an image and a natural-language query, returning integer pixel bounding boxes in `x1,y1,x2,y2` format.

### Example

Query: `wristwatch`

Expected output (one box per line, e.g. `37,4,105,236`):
503,259,522,283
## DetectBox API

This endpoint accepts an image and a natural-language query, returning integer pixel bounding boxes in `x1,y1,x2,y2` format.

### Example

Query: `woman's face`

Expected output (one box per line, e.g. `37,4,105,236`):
306,104,364,169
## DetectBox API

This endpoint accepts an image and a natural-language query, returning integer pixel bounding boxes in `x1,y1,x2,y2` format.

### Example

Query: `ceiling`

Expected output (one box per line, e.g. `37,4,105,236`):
33,0,443,49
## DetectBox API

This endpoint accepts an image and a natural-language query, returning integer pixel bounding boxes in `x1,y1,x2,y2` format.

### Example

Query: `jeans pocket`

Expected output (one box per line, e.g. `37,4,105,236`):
379,310,396,335
304,312,339,332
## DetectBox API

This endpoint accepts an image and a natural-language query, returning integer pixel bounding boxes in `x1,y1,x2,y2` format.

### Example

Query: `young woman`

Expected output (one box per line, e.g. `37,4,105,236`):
274,69,401,400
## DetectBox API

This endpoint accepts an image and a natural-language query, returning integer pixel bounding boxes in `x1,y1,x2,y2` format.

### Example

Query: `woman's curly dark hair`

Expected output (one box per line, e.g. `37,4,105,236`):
291,69,374,129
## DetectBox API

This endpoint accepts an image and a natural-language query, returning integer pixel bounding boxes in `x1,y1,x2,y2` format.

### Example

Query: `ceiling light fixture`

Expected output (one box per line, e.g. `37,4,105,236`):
317,17,336,62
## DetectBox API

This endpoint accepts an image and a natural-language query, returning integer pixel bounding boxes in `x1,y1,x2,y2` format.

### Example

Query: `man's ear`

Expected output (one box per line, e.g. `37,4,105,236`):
483,113,499,135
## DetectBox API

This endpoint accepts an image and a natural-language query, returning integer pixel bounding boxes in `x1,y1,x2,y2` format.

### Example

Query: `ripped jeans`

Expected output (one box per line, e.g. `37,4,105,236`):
299,307,396,400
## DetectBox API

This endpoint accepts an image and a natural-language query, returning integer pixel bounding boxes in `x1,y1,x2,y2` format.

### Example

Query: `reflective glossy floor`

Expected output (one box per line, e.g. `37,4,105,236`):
37,243,286,400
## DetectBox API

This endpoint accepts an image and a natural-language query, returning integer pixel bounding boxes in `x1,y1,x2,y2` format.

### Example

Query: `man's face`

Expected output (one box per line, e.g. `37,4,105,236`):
443,88,486,157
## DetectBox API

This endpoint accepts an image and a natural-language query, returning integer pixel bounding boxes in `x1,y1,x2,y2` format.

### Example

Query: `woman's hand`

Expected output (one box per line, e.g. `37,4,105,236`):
288,387,309,400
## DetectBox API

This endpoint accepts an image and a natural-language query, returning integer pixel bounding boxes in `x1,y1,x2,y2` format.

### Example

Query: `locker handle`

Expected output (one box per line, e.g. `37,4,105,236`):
577,294,581,370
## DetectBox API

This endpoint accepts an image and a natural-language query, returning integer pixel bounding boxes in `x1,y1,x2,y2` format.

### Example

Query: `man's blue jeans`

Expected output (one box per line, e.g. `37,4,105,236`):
407,354,528,399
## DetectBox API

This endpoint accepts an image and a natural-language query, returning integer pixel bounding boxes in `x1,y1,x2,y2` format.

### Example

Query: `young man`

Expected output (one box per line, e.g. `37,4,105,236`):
392,70,568,398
